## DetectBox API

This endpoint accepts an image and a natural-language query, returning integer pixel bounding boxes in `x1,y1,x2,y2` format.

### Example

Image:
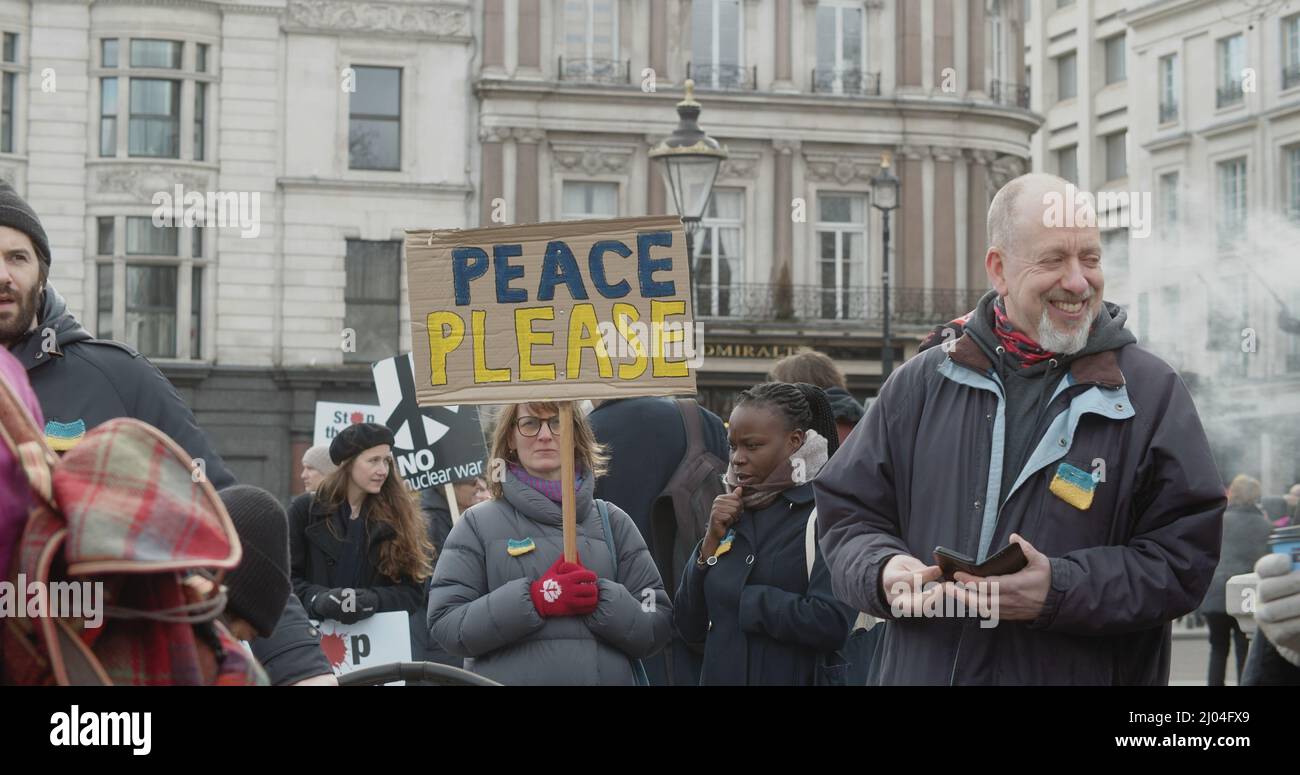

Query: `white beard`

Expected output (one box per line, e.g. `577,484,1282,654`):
1035,304,1093,354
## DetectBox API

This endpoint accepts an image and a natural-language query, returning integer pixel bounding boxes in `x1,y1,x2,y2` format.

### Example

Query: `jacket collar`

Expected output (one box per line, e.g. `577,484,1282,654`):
303,498,397,560
782,482,816,506
501,469,594,527
9,285,92,370
948,332,1125,389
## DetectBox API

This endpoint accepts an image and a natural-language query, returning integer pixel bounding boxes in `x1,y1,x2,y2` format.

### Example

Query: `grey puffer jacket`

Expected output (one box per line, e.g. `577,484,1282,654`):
427,470,673,685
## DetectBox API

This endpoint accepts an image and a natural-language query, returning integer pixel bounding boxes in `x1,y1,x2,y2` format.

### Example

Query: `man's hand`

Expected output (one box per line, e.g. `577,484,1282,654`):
952,534,1051,622
882,554,944,616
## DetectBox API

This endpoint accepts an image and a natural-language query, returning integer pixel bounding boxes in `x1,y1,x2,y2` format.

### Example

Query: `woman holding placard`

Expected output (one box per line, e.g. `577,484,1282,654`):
427,401,672,685
674,383,856,685
289,423,432,626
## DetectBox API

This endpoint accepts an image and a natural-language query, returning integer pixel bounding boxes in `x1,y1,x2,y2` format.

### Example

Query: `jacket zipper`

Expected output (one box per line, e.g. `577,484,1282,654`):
944,371,1114,685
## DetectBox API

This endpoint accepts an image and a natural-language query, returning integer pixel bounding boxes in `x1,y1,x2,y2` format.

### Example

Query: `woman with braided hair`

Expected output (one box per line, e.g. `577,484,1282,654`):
673,382,855,685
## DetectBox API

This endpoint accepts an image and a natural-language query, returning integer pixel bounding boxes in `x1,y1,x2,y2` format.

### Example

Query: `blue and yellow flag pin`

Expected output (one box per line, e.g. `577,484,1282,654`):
45,419,86,452
507,538,536,557
1049,462,1097,510
712,530,736,559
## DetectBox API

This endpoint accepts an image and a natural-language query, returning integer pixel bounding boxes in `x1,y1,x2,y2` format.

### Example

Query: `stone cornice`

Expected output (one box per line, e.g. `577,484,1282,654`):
284,0,471,40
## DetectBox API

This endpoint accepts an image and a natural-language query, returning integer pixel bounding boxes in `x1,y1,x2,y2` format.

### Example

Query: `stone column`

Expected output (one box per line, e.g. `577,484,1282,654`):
772,139,800,285
513,128,545,224
479,127,510,225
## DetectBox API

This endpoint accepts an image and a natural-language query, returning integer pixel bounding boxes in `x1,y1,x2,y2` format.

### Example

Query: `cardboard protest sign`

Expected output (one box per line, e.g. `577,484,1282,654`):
404,215,698,406
314,612,411,681
313,401,382,447
372,353,488,492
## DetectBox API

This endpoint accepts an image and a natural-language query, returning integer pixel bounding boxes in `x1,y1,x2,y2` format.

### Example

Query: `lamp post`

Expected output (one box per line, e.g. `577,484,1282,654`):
871,151,900,381
649,79,728,311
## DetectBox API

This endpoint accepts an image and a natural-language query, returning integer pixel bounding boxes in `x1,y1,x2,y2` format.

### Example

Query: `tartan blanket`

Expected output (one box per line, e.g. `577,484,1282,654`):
2,412,259,685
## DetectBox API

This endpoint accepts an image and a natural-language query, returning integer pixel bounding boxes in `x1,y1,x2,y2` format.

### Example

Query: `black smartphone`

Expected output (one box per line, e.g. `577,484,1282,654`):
933,543,1028,580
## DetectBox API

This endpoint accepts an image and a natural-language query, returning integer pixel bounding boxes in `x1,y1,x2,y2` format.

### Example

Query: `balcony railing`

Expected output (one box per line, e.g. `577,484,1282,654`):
989,79,1031,109
686,62,757,91
1158,100,1178,124
692,283,988,325
557,56,631,85
811,67,881,96
1217,79,1244,108
1285,63,1300,91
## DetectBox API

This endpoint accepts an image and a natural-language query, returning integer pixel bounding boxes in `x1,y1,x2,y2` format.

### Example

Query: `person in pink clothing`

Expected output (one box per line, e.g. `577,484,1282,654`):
0,344,43,580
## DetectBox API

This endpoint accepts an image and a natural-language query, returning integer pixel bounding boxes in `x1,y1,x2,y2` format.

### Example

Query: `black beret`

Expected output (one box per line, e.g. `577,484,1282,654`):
329,422,396,465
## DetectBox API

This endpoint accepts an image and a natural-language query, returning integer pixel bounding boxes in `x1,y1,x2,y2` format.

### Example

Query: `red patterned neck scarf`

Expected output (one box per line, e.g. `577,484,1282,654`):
992,298,1058,368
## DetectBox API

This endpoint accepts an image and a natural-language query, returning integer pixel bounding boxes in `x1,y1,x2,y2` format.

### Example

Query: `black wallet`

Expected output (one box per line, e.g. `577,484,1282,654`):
933,543,1028,580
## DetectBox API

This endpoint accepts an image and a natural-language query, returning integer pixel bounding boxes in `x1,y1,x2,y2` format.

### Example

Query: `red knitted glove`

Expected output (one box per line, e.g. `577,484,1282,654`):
530,557,599,617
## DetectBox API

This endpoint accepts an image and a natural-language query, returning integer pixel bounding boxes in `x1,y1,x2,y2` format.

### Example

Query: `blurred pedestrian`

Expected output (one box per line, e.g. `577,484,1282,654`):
769,350,864,446
1200,475,1272,685
300,444,337,494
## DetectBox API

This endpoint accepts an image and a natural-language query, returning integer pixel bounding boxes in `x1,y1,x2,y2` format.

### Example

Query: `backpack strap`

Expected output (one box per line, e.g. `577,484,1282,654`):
675,398,706,460
805,507,876,632
595,498,652,687
596,498,617,579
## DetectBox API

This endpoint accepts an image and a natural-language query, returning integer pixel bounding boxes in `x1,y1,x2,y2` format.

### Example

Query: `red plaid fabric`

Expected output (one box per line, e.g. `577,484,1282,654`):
0,392,262,685
53,419,239,574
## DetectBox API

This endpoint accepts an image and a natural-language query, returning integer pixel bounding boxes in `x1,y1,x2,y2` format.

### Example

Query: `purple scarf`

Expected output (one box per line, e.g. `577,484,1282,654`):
509,462,584,505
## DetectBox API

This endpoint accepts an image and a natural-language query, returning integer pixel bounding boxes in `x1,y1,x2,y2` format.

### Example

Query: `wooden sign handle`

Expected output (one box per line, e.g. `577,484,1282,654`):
445,482,463,525
560,403,578,563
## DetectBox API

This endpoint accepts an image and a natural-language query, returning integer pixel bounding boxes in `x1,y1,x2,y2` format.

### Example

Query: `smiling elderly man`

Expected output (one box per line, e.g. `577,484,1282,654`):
814,173,1226,685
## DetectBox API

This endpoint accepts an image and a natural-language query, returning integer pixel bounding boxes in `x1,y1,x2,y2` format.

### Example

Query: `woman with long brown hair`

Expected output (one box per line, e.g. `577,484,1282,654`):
427,401,672,685
289,423,432,626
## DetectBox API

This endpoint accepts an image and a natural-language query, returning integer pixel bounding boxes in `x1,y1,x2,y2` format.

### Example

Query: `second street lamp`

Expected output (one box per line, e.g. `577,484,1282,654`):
649,79,728,312
871,151,900,381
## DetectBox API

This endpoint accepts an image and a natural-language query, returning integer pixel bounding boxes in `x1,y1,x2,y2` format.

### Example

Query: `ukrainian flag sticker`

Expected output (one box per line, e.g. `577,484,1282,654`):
713,529,736,559
45,419,86,452
1049,462,1097,510
507,538,536,557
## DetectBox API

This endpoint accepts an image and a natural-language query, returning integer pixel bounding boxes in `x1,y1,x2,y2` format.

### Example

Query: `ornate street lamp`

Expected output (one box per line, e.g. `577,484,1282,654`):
650,79,728,285
871,151,901,380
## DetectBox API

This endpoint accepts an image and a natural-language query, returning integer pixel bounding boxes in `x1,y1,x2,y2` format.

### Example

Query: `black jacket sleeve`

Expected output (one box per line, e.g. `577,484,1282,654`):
365,576,425,615
420,487,454,556
123,351,235,490
249,594,333,685
288,494,330,613
673,541,711,647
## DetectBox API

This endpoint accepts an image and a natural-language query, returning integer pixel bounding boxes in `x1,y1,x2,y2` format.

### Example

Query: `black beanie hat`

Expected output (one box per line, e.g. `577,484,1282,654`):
219,485,291,639
0,181,51,266
329,422,396,465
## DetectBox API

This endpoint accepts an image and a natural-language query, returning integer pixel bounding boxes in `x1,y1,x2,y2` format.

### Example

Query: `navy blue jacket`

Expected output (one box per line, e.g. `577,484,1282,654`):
674,483,855,685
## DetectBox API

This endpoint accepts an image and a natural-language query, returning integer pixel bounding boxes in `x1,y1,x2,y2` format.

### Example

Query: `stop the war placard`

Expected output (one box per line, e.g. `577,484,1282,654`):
314,611,411,682
404,215,698,406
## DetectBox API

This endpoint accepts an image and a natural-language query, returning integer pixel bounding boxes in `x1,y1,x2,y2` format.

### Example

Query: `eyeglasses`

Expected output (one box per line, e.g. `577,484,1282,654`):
515,416,562,437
